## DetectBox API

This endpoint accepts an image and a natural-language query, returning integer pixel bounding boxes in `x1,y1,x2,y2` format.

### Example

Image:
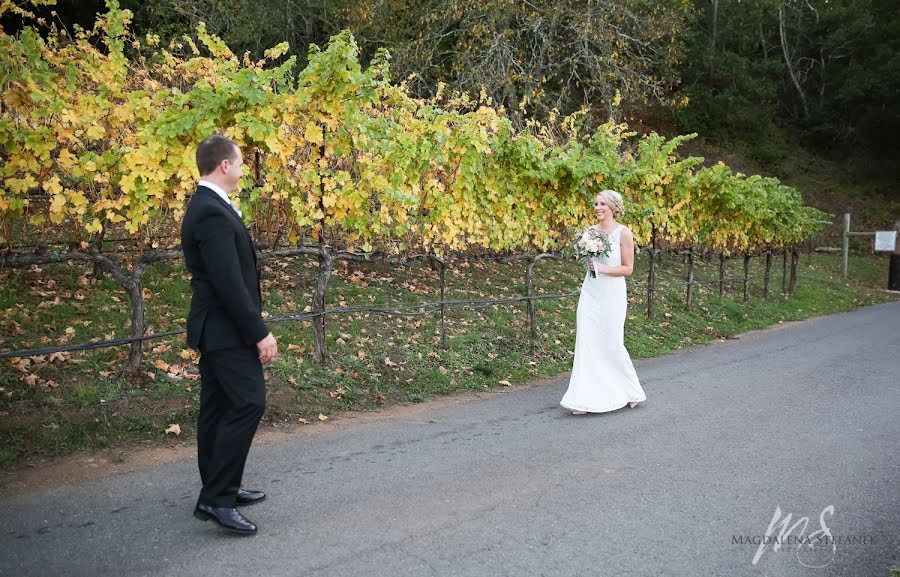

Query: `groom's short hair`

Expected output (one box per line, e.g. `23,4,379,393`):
196,135,239,176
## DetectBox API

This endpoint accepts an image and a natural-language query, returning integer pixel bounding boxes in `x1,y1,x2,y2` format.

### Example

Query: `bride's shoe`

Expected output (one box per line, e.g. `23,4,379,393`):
571,410,587,415
627,402,638,409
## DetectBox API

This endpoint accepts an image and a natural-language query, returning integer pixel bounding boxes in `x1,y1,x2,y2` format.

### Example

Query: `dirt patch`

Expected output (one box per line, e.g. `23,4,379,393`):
0,376,562,496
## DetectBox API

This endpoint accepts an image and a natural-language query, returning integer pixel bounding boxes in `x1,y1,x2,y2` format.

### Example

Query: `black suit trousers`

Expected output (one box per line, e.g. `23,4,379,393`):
196,346,266,508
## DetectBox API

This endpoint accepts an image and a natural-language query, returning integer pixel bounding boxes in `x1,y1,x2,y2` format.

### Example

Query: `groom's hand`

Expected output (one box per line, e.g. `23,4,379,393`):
256,332,278,364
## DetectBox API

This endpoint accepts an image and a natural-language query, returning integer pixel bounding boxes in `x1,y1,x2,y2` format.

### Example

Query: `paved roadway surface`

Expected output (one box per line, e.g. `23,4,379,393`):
2,302,899,577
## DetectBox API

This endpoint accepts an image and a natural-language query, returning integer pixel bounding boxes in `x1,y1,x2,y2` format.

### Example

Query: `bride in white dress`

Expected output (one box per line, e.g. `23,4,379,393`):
560,189,646,414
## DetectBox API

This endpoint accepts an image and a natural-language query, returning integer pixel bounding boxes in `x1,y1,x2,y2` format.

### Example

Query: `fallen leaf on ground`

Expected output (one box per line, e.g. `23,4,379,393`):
317,413,329,422
165,424,181,436
48,352,68,363
498,380,512,387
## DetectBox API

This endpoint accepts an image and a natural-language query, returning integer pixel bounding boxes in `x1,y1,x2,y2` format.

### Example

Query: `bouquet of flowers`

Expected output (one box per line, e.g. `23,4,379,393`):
571,227,612,277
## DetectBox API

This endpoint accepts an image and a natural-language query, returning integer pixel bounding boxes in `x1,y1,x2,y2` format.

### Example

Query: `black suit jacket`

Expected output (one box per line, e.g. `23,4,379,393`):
181,185,268,352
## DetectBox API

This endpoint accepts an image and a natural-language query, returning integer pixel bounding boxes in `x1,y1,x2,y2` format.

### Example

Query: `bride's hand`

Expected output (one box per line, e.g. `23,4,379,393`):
594,263,609,275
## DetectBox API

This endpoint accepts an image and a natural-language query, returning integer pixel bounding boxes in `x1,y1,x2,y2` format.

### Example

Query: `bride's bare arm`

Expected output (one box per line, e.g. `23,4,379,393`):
595,228,635,277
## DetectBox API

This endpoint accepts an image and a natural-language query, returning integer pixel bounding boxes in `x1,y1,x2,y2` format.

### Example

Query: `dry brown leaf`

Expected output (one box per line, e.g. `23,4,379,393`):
47,351,68,363
23,373,39,386
357,350,366,360
317,413,329,422
164,424,181,436
98,371,112,378
298,417,310,424
384,357,397,367
152,359,170,372
498,380,512,387
12,358,31,373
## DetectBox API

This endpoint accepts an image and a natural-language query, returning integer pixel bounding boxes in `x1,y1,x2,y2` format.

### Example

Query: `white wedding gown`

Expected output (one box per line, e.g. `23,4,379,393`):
560,224,646,412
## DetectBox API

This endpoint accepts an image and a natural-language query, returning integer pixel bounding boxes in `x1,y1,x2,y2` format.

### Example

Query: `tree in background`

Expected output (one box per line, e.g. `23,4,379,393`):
344,0,689,126
676,0,900,170
4,0,898,172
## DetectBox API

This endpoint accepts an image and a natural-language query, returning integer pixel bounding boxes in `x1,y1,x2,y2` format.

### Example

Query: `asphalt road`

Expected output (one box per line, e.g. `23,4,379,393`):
2,302,899,577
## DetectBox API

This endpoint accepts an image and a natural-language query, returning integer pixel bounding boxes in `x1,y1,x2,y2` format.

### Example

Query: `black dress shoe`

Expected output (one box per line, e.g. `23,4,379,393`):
236,488,266,506
193,504,257,535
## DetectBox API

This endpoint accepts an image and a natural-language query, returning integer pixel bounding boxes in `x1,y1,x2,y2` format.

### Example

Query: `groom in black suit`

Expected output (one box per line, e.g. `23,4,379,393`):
181,135,278,535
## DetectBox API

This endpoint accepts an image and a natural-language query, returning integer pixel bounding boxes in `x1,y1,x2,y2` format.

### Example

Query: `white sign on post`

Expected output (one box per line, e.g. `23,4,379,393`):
874,231,897,252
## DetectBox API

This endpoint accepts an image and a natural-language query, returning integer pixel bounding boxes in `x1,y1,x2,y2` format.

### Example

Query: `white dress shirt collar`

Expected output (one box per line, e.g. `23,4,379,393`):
198,180,241,216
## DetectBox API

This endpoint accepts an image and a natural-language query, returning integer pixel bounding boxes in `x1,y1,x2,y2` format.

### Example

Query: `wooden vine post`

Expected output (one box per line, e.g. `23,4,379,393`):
646,226,658,319
742,254,751,303
524,254,556,338
429,255,449,349
313,247,335,363
782,250,788,293
789,249,799,293
685,247,695,310
718,252,727,297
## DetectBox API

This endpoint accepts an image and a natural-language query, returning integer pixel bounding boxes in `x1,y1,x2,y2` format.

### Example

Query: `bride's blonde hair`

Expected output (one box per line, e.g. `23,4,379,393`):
596,189,625,218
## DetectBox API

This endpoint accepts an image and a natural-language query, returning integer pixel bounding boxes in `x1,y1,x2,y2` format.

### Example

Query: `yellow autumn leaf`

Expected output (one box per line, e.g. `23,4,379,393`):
85,218,103,233
43,176,63,195
304,122,324,144
49,194,66,215
85,123,105,140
